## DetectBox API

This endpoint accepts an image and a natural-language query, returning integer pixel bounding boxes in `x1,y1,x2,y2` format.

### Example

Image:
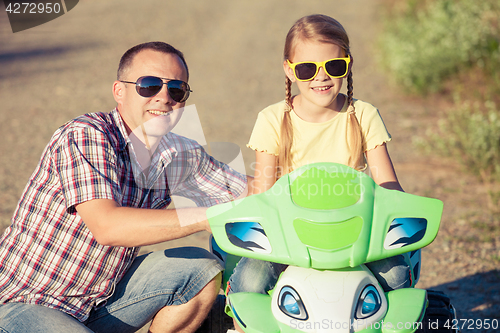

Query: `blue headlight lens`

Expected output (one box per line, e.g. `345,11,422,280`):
278,286,308,320
355,285,382,319
362,292,377,314
283,294,300,315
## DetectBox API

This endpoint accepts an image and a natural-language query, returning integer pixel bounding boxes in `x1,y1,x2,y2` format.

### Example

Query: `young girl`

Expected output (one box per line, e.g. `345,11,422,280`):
227,14,412,332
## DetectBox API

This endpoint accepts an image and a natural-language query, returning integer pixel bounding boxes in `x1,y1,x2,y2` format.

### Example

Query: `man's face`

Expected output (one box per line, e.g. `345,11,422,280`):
113,49,188,140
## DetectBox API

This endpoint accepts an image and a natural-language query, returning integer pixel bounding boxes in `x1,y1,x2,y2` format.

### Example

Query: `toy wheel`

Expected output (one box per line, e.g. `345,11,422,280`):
196,294,234,333
417,290,458,333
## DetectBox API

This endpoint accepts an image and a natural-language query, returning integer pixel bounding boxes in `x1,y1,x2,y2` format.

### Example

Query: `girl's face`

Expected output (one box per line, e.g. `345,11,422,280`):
284,39,348,112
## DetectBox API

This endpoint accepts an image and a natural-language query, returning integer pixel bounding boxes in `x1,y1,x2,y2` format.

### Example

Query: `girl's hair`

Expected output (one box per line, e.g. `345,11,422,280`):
278,14,365,177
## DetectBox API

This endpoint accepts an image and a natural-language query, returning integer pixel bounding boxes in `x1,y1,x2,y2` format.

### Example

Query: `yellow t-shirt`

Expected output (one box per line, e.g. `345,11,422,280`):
247,95,391,170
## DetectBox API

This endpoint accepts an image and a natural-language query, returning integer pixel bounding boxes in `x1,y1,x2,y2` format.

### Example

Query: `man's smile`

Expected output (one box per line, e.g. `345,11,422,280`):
148,109,171,115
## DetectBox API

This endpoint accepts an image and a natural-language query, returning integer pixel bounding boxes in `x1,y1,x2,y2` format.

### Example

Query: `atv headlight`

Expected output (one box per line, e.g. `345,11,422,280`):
355,285,382,319
278,286,308,320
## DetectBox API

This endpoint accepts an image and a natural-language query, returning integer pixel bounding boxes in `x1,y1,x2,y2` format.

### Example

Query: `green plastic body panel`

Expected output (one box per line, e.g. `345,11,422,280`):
226,293,280,333
347,289,426,333
382,288,427,333
207,163,443,269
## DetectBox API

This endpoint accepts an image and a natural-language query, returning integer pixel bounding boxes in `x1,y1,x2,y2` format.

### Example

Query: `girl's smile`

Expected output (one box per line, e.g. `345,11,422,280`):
311,84,333,93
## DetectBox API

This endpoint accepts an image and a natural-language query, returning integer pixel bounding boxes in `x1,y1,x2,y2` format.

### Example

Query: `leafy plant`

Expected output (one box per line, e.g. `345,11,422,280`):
430,100,500,183
379,0,500,94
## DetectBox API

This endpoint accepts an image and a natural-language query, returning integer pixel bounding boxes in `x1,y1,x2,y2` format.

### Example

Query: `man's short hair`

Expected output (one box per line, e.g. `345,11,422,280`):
117,41,189,80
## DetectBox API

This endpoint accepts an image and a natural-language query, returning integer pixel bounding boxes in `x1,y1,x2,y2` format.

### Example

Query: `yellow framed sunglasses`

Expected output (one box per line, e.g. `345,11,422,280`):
287,56,351,81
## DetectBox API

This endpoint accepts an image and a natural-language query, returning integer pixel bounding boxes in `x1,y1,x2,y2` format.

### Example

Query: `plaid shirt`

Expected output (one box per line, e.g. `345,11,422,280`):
0,109,246,321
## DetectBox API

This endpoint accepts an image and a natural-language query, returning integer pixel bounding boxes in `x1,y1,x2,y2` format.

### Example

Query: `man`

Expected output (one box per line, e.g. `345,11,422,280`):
0,42,249,333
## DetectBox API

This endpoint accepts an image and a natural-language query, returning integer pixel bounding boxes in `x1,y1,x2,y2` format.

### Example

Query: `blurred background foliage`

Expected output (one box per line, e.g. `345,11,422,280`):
380,0,500,95
379,0,500,209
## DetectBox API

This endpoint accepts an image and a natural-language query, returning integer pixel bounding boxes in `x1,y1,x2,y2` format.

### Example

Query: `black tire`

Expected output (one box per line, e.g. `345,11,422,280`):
416,290,458,333
196,294,234,333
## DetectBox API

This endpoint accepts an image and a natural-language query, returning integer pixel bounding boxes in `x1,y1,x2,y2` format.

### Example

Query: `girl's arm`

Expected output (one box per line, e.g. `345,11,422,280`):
252,151,278,194
365,143,404,192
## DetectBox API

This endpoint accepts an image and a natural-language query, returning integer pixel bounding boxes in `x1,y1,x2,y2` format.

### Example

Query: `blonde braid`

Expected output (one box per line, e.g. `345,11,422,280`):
347,66,354,107
345,69,365,170
284,76,293,112
278,77,294,178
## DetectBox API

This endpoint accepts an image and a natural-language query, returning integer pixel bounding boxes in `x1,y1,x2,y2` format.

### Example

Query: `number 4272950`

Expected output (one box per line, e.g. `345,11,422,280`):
5,2,62,14
445,319,498,330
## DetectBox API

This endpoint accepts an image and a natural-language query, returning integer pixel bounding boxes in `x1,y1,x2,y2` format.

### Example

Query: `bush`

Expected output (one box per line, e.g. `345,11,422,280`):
382,0,500,198
379,0,500,94
427,100,500,183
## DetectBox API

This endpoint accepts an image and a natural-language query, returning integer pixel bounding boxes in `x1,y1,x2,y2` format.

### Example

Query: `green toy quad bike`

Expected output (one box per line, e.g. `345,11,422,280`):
206,163,456,333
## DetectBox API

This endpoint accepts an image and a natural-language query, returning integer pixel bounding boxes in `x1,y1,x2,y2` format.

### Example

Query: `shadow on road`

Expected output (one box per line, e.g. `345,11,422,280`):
427,269,500,328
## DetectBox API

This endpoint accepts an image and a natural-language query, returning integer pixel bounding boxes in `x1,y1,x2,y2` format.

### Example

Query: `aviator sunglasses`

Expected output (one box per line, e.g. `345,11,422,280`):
120,76,192,103
287,56,351,81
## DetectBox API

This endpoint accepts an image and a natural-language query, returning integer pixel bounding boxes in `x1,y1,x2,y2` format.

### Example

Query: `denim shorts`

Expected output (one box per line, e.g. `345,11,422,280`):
226,257,287,295
227,253,414,295
0,247,222,333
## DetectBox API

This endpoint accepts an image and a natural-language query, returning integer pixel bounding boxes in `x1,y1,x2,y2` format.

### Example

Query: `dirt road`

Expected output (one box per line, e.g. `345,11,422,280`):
0,0,498,331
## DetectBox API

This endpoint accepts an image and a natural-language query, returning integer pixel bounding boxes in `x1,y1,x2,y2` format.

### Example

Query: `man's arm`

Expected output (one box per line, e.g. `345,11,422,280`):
76,199,210,247
76,175,253,248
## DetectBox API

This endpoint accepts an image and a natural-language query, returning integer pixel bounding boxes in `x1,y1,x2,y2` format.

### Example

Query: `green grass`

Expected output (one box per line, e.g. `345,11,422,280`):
413,99,500,209
379,0,500,94
431,100,500,183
